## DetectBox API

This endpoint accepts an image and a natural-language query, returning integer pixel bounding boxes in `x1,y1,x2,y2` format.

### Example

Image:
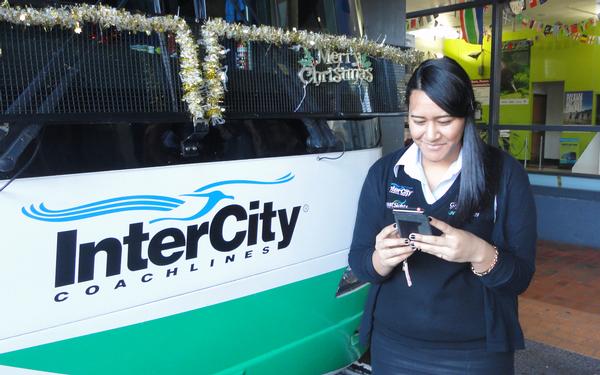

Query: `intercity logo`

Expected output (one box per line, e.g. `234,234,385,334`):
389,183,414,197
21,174,303,301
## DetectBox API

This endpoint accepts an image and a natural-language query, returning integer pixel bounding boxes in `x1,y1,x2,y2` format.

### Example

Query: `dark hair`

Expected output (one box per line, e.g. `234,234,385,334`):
405,57,488,223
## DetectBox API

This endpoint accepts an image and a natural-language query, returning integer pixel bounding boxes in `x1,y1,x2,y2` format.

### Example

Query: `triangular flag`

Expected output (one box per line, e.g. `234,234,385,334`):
543,24,552,35
459,7,484,44
553,24,560,36
529,0,538,8
570,24,578,34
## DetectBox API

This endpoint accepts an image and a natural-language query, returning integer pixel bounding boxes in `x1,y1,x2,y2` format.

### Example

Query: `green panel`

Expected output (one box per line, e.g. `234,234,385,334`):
499,103,530,125
499,101,532,159
505,130,532,160
0,269,369,375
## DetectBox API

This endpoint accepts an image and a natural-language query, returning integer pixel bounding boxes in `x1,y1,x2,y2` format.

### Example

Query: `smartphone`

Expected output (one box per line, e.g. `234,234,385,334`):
393,207,432,237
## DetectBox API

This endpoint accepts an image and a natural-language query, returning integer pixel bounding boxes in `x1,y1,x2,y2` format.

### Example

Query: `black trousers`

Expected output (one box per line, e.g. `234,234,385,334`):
370,329,514,375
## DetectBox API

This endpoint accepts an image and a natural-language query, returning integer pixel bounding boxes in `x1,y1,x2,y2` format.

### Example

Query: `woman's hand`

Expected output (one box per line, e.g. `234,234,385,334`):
372,223,415,277
408,217,496,265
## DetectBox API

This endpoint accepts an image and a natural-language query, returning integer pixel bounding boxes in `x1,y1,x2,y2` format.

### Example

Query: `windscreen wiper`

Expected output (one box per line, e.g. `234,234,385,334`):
0,123,42,173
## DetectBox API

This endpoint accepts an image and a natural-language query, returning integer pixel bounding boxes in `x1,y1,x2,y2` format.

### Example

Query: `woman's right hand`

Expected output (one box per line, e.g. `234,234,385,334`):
372,223,415,277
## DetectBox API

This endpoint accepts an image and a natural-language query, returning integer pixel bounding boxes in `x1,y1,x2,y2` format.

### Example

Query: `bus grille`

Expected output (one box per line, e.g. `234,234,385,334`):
0,21,409,122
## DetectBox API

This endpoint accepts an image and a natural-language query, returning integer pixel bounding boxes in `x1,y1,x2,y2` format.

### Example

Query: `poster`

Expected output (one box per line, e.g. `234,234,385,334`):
499,40,531,105
472,79,490,106
563,91,593,125
559,137,579,166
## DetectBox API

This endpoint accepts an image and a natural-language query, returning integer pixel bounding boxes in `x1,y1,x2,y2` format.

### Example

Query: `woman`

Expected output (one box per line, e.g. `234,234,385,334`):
348,57,536,374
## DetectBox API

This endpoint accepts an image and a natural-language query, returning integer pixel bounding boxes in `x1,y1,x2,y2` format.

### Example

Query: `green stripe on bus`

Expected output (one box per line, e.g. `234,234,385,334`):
0,268,369,375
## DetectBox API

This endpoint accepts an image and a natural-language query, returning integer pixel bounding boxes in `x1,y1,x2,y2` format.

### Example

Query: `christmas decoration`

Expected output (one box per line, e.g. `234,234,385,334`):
0,2,204,123
200,18,423,123
0,2,423,125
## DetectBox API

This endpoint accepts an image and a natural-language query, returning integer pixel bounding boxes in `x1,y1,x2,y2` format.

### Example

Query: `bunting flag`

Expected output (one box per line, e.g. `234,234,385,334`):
521,17,528,27
543,24,552,35
553,24,560,36
570,23,578,33
529,0,538,8
459,7,484,44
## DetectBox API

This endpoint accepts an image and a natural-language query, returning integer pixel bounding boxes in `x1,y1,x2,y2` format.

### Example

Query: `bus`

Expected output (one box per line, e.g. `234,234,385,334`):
0,1,410,373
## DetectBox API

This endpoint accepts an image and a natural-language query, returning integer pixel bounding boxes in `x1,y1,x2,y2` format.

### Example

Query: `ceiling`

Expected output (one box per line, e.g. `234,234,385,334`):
406,0,600,26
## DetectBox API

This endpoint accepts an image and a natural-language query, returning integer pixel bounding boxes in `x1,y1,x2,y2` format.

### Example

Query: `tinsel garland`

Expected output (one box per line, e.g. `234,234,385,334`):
200,18,424,124
0,2,424,125
0,2,205,124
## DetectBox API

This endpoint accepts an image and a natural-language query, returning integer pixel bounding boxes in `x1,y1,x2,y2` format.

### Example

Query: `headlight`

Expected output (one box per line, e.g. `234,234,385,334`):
335,266,367,297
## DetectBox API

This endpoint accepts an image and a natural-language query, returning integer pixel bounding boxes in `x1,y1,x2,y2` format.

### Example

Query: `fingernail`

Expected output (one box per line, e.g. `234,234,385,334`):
404,239,410,245
410,242,416,249
409,234,416,240
393,223,397,228
428,216,432,222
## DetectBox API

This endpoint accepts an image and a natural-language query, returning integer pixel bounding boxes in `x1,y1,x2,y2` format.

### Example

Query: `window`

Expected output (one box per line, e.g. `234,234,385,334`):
406,0,600,177
0,118,379,180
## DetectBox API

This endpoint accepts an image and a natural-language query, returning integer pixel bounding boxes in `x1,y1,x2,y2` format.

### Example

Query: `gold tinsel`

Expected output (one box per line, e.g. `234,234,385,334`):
0,2,205,124
200,18,424,124
1,2,424,125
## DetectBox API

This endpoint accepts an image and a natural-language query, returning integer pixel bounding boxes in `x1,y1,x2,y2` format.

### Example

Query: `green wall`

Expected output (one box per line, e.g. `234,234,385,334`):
443,26,600,161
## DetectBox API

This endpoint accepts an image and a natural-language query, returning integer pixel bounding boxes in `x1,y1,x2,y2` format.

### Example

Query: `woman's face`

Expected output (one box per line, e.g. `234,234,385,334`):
408,89,465,167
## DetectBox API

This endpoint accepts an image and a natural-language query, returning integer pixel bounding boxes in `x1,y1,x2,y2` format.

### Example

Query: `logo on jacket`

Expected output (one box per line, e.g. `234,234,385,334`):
448,201,458,216
386,200,408,209
389,183,414,197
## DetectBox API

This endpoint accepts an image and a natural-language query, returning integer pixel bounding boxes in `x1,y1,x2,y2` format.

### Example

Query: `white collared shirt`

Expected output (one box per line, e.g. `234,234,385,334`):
393,143,462,204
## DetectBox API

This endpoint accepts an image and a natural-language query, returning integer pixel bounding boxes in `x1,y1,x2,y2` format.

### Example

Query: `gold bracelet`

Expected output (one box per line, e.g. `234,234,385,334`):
471,246,499,277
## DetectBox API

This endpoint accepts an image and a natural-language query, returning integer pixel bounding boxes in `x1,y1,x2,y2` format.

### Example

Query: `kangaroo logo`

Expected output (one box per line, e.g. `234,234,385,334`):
22,173,294,223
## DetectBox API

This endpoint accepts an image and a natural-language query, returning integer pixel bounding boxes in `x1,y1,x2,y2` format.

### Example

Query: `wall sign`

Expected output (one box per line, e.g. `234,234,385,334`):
563,91,593,125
